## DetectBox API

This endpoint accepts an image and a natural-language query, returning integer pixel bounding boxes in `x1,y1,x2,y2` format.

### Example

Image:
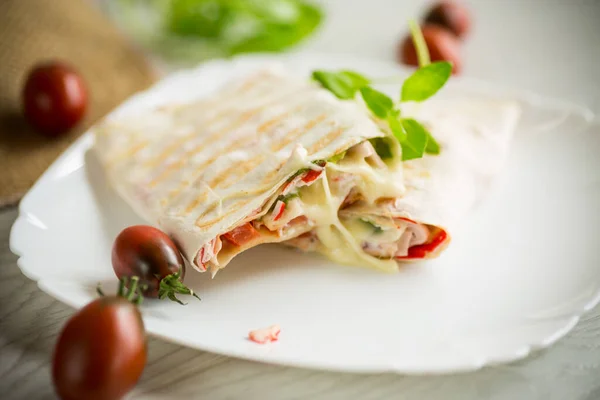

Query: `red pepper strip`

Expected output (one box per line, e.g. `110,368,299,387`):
397,229,448,260
301,169,322,184
397,217,418,225
273,201,286,221
222,223,261,247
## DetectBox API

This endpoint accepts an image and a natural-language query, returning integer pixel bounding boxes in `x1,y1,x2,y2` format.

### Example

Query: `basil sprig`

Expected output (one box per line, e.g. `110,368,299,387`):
310,70,370,100
312,22,451,161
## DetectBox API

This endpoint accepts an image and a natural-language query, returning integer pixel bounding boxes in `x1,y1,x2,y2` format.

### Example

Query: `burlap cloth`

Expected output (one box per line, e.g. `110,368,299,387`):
0,0,157,207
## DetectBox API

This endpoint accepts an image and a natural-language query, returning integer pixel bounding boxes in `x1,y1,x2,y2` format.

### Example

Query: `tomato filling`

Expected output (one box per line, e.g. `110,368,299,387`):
301,160,326,184
301,169,322,184
396,229,448,260
222,223,261,246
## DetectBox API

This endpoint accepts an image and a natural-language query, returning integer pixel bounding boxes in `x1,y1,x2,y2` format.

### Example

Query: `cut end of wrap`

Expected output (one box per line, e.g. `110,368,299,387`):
396,227,450,261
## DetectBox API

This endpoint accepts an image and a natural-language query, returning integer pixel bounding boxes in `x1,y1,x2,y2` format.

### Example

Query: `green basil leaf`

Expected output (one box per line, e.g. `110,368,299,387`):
312,70,370,99
387,113,406,143
425,131,441,154
339,71,370,88
360,87,394,118
400,118,429,161
312,71,356,99
401,61,452,102
369,138,393,160
328,151,347,163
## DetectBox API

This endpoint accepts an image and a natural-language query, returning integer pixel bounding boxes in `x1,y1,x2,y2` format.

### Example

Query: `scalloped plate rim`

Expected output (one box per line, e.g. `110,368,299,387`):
9,53,600,375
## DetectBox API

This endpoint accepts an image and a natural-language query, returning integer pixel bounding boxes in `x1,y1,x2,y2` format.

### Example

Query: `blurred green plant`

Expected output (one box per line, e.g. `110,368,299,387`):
103,0,323,64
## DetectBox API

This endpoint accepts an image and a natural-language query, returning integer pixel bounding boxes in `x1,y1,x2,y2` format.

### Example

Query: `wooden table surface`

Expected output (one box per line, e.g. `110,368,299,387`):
2,1,600,399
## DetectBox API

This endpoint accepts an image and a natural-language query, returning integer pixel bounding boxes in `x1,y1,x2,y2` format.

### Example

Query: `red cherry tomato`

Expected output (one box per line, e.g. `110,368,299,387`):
399,24,463,75
112,225,199,303
424,1,471,39
52,294,146,400
22,62,87,137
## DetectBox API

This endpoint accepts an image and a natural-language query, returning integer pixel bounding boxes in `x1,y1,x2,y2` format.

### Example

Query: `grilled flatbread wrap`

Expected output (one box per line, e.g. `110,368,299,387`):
93,66,520,274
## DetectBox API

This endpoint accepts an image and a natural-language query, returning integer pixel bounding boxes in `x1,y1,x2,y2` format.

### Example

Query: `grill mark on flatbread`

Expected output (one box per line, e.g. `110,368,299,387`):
195,198,253,229
213,155,267,189
256,107,296,134
270,113,329,152
164,104,306,203
105,140,150,166
306,125,345,155
242,114,332,191
183,155,267,215
182,70,270,112
148,89,309,188
141,75,270,169
165,140,246,201
259,161,290,185
205,163,288,207
216,113,328,193
196,86,312,151
192,118,339,227
147,111,258,188
179,103,311,214
332,143,354,158
237,72,266,92
142,109,232,169
146,107,259,174
188,115,334,225
230,182,278,200
102,74,265,155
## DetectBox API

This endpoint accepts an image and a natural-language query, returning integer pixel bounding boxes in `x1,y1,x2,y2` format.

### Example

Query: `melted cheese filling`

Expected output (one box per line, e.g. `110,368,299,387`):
210,138,426,273
294,143,408,273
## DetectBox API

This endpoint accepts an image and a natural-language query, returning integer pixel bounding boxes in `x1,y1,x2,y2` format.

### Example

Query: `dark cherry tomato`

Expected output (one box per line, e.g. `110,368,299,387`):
112,225,198,303
399,24,462,75
22,62,87,137
424,1,471,39
52,290,146,400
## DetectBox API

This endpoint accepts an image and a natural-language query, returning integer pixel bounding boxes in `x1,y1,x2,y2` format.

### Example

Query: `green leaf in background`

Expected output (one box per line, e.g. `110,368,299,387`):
167,0,323,55
169,0,231,38
229,1,322,54
400,118,429,161
401,61,452,102
359,87,393,118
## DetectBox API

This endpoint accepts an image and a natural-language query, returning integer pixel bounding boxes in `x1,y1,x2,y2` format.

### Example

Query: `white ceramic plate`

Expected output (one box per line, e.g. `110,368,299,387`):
10,54,600,374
